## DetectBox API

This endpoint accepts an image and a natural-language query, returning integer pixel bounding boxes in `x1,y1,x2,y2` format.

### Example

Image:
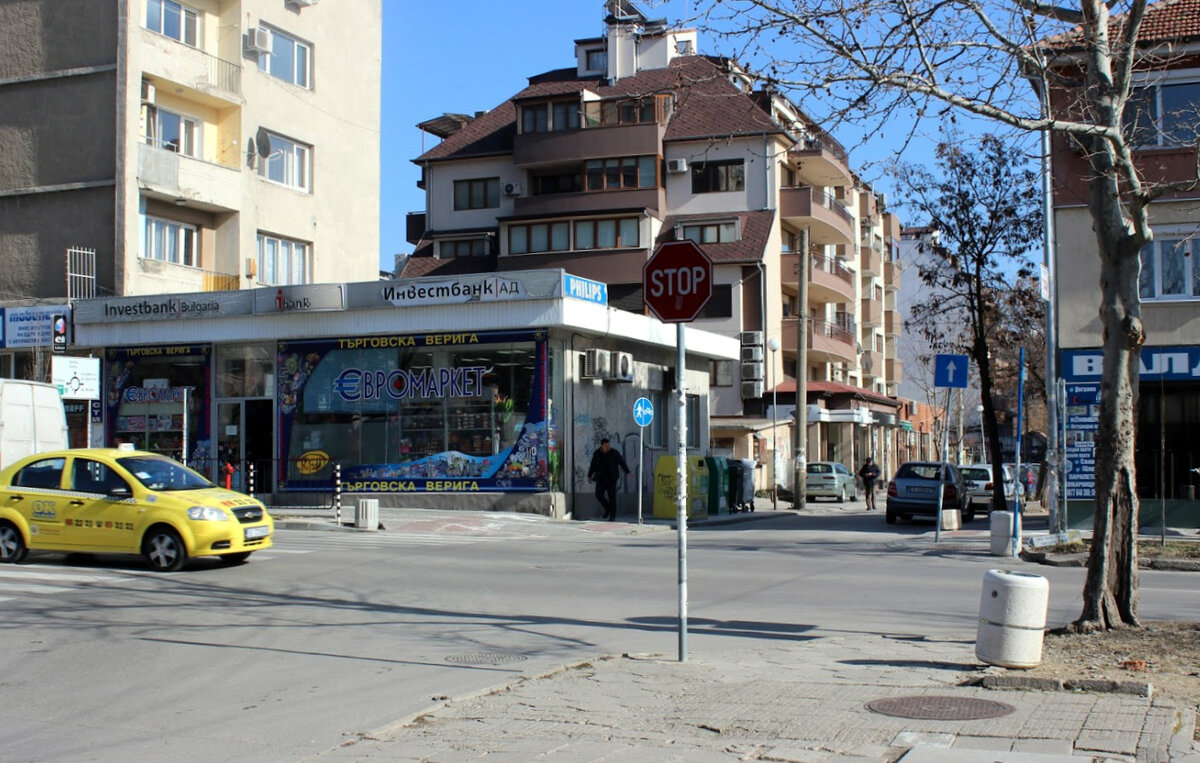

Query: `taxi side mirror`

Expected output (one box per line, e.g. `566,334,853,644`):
107,485,131,499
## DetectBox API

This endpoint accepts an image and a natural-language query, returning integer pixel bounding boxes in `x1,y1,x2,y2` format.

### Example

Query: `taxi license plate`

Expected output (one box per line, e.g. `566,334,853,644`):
245,526,270,540
909,485,935,496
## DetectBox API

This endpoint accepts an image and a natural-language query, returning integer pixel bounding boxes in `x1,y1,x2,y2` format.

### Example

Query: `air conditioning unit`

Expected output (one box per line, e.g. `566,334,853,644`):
741,361,764,381
666,158,688,174
609,351,634,382
741,380,764,398
739,330,763,346
582,348,610,379
140,79,156,104
740,345,763,362
288,0,317,5
503,181,522,196
245,27,271,55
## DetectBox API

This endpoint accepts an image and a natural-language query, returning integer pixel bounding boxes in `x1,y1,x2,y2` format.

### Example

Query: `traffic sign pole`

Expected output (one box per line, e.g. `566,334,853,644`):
676,323,688,663
632,397,654,526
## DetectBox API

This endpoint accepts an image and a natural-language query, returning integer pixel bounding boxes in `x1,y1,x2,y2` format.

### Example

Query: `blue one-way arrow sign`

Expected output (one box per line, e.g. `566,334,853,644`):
934,354,970,388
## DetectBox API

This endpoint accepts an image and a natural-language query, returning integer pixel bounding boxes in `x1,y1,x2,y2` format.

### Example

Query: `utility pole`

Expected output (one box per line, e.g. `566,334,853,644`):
793,228,809,506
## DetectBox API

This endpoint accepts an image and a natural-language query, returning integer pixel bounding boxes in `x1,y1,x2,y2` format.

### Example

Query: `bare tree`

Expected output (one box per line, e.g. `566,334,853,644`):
900,133,1043,513
685,0,1199,630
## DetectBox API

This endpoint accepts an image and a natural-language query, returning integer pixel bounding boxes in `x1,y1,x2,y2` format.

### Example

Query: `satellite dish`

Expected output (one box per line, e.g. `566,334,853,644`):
256,127,271,158
246,138,257,168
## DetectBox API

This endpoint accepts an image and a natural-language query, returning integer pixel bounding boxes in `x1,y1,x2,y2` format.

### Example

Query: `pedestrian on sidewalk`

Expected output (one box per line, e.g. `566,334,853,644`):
858,457,881,510
587,437,630,521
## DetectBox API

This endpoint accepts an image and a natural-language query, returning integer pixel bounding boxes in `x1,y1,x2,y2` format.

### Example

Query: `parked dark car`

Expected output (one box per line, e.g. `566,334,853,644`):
886,461,971,525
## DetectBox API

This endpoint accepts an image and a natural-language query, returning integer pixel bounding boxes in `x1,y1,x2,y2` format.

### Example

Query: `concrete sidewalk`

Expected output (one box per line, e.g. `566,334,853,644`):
316,631,1198,762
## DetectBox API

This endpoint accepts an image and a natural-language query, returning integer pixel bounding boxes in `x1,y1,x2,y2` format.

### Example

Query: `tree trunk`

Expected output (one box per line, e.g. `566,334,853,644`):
1075,150,1142,633
973,339,1007,513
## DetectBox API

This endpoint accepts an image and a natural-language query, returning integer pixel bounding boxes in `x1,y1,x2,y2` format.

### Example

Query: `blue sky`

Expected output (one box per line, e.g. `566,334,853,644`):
377,1,961,272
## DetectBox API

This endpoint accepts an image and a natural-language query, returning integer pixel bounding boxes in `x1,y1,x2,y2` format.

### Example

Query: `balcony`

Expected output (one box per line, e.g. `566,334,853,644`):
884,259,902,290
862,350,883,379
860,241,882,277
784,251,855,304
138,143,242,212
787,134,853,186
886,358,904,384
512,187,663,218
860,297,883,327
779,186,854,246
781,317,857,364
513,123,664,167
139,29,243,105
885,310,903,337
136,258,241,294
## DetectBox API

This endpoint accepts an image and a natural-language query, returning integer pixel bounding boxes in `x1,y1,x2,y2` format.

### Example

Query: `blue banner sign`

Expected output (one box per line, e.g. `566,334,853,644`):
1062,346,1200,382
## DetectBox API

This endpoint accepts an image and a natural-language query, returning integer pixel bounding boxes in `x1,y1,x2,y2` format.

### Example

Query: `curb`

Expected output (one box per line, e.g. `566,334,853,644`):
1020,548,1200,571
971,673,1152,697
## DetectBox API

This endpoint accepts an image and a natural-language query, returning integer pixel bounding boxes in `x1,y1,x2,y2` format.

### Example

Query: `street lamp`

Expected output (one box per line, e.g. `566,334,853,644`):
977,404,986,463
768,337,781,510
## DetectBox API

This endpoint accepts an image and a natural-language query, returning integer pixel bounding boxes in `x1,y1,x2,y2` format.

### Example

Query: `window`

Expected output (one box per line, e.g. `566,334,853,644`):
508,222,570,255
72,459,130,495
695,285,733,319
647,390,665,447
257,233,310,285
14,457,65,489
584,156,657,191
1140,237,1200,300
586,49,607,71
257,27,311,88
146,0,198,47
574,217,639,249
1125,81,1200,147
531,171,582,196
583,95,672,127
453,178,500,210
257,131,310,191
147,107,200,157
686,394,701,449
441,239,488,258
144,216,197,267
520,101,579,133
682,221,738,244
710,359,734,387
691,159,745,193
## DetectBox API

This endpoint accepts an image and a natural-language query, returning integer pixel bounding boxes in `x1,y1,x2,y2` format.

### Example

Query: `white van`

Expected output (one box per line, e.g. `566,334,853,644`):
0,379,69,470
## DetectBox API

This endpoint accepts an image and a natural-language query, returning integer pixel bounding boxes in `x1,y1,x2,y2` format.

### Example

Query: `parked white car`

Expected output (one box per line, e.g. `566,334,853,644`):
960,463,1016,513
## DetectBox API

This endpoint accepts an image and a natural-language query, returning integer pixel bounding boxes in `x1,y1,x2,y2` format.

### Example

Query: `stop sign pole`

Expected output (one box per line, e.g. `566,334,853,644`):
643,240,713,663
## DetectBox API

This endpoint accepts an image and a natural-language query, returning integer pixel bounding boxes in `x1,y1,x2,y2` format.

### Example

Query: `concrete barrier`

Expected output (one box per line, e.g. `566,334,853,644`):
976,568,1049,668
355,498,379,530
990,511,1021,556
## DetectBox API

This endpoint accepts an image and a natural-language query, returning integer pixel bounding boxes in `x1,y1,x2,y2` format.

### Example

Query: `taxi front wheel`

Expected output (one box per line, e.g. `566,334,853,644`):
0,522,28,564
219,552,252,566
143,527,186,572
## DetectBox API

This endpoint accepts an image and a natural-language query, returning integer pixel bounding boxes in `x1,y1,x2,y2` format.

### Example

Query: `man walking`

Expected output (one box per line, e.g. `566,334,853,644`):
587,437,630,521
858,457,881,510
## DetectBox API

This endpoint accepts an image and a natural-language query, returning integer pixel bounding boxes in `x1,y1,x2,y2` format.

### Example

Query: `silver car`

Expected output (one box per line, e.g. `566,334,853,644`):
805,461,858,502
961,463,1016,513
886,461,970,524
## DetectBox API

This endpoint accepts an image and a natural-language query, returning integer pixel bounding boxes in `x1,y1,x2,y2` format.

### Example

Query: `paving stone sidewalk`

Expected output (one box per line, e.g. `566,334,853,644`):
315,633,1198,762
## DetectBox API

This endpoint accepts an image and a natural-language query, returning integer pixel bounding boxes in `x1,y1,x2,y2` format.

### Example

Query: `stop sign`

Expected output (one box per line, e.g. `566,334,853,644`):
643,240,714,323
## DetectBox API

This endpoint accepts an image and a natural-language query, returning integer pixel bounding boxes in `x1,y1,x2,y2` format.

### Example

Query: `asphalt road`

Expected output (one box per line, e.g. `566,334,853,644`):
0,506,1194,761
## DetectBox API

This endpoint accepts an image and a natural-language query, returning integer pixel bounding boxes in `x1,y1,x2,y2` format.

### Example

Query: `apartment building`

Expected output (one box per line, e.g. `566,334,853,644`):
1047,0,1200,518
0,0,381,375
403,1,906,486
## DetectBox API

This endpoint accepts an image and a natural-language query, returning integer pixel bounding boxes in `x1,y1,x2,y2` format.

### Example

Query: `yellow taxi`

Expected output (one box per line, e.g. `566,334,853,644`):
0,447,273,571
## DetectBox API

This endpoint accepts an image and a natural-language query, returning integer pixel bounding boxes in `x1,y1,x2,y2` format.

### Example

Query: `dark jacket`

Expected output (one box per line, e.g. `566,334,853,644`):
588,447,630,484
858,462,881,482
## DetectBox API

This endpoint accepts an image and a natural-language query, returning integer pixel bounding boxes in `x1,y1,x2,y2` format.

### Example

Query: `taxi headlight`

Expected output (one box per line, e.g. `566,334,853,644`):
187,506,230,522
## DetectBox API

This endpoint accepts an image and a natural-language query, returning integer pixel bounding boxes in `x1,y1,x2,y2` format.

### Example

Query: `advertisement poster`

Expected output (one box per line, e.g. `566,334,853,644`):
1063,382,1098,500
277,329,549,493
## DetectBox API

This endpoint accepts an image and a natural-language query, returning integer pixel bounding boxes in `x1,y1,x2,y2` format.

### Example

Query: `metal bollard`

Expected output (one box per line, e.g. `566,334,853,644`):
333,463,342,525
247,461,256,497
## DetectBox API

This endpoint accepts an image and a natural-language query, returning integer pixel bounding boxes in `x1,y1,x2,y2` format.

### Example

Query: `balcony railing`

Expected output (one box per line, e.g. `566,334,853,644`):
203,50,242,96
810,252,854,284
810,316,855,346
202,269,241,292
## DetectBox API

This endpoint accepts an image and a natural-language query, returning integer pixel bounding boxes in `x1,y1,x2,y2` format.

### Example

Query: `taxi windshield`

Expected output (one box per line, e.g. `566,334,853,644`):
117,456,214,491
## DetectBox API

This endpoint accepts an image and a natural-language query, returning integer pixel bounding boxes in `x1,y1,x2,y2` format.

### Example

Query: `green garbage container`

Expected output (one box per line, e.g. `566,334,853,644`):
653,455,709,520
705,457,730,515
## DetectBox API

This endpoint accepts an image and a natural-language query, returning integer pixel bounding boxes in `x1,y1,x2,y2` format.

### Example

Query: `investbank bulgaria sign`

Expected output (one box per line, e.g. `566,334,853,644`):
74,271,607,325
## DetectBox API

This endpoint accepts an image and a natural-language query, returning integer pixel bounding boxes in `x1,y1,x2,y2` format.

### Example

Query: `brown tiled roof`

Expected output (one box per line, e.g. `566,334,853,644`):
655,209,774,262
398,256,493,279
1043,0,1200,49
415,56,783,164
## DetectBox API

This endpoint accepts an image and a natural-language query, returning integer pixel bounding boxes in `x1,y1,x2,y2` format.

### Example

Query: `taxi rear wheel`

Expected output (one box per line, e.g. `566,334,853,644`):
143,527,186,572
0,522,28,564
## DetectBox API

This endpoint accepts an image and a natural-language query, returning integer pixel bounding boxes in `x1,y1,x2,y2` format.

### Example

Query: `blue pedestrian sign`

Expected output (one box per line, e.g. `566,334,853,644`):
934,354,970,388
633,396,654,427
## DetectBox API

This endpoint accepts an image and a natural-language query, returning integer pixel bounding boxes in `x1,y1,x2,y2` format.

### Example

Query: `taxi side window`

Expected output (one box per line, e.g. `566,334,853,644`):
72,459,131,496
13,458,66,489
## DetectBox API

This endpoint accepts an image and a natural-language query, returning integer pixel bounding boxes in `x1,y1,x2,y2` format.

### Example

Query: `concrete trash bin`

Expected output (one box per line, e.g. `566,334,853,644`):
940,507,961,531
355,498,379,530
990,511,1021,556
976,568,1049,668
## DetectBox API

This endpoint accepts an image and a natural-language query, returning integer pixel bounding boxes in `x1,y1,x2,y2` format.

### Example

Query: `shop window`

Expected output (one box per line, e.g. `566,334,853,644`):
216,344,275,398
106,346,211,471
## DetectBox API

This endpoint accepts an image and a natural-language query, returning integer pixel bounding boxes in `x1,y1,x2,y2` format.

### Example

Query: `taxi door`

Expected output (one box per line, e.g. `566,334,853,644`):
3,456,71,548
62,456,140,551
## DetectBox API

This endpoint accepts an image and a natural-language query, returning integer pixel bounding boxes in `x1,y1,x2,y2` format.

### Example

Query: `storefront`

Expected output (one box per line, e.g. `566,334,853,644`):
70,269,737,516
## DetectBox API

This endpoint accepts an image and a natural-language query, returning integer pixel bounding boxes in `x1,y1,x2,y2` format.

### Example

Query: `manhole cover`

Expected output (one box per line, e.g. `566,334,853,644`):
866,695,1015,720
444,652,529,666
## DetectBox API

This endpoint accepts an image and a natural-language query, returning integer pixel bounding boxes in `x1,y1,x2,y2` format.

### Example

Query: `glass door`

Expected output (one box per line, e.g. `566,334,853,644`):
217,402,244,491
